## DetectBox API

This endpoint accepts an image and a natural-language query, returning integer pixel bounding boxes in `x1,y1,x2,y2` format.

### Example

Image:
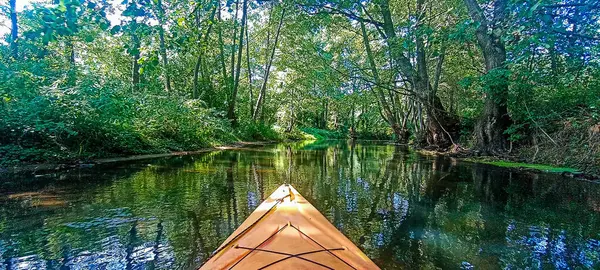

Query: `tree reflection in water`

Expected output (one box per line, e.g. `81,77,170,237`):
0,141,598,269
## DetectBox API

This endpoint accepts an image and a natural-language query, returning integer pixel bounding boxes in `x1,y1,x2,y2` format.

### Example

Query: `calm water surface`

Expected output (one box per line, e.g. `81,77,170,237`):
0,141,599,269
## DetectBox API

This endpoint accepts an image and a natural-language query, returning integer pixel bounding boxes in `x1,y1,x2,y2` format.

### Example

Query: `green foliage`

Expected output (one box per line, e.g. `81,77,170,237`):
504,123,527,142
0,60,236,164
279,129,316,141
236,121,280,141
479,68,510,102
300,128,345,141
0,0,598,172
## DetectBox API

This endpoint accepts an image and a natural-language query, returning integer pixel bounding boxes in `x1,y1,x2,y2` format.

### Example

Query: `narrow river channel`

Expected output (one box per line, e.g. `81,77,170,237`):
1,141,599,269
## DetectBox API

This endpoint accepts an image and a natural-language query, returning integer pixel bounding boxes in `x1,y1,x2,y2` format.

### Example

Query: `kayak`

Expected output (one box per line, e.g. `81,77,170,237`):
200,184,380,269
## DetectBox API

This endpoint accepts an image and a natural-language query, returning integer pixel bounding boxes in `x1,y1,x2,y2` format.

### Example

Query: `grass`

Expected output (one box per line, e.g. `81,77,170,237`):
465,158,580,173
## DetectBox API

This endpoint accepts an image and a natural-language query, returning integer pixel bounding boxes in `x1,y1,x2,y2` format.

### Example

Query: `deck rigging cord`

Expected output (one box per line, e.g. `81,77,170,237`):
230,221,355,270
202,185,357,269
204,193,291,262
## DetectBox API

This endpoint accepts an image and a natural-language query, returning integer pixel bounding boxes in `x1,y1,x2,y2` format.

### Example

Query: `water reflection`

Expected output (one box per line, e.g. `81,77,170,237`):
0,141,599,269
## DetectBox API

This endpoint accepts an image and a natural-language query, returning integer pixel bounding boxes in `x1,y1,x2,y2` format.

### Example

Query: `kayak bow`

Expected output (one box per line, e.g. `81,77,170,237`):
200,184,380,270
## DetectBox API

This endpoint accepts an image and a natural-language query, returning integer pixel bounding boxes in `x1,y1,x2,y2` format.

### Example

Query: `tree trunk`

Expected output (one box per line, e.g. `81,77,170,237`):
418,0,458,149
246,19,253,116
193,7,216,99
9,0,18,59
67,38,75,64
425,96,459,147
131,21,141,92
156,0,172,94
285,88,295,133
323,100,328,128
350,103,357,139
360,19,409,143
253,7,285,121
227,0,248,126
433,39,446,95
228,0,240,99
377,0,457,147
193,54,202,99
252,9,271,121
158,27,171,93
217,0,228,104
464,0,511,153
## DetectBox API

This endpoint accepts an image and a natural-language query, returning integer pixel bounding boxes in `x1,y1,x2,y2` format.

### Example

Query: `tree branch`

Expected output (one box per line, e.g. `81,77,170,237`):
297,3,384,27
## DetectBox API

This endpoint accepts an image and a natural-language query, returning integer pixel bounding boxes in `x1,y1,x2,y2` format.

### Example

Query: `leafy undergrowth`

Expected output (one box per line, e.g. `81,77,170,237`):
515,116,600,175
235,121,281,141
0,72,277,166
278,129,316,141
300,128,346,140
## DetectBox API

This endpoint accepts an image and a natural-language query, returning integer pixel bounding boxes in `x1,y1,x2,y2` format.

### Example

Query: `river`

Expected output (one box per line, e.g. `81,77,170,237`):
0,141,599,269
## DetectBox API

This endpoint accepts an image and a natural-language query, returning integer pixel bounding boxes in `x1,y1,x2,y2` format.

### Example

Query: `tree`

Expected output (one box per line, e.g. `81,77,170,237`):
299,0,460,146
360,19,409,142
9,0,18,58
128,15,142,92
377,0,459,147
246,16,253,116
193,4,216,99
227,0,248,125
1,0,598,170
121,0,151,92
253,5,285,121
153,0,172,93
464,0,512,153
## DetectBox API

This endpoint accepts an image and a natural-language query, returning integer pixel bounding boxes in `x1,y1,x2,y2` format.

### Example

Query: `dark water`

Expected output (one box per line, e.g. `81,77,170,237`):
0,141,599,269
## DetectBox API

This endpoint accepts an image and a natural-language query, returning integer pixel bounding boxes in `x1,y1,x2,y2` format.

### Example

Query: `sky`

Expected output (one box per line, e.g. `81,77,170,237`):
1,0,39,36
0,0,123,36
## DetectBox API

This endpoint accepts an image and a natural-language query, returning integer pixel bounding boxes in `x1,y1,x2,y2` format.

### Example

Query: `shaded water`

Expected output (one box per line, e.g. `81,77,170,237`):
0,141,599,269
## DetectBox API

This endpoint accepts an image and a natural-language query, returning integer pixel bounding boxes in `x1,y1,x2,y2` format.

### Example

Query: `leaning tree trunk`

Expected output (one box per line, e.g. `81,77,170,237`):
253,7,285,121
360,19,409,143
378,0,457,147
246,20,253,116
464,0,512,153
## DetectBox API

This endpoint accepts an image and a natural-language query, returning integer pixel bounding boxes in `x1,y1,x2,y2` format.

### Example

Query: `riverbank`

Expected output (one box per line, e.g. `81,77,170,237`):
417,149,599,181
0,141,276,174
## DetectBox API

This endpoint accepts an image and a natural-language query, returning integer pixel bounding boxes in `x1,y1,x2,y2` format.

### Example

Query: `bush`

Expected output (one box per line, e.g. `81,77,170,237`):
517,112,600,174
300,128,346,140
0,67,236,164
236,121,280,141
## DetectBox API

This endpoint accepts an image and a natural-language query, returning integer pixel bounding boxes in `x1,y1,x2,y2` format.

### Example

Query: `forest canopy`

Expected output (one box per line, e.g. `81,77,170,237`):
1,0,599,171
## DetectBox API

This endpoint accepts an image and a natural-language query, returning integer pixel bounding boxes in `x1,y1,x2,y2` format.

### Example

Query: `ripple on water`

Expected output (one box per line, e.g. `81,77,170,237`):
504,220,600,269
1,254,46,270
0,142,599,269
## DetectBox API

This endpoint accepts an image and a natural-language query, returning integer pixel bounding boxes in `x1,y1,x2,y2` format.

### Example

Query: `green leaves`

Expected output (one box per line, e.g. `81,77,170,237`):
479,68,510,102
1,0,598,162
110,25,122,34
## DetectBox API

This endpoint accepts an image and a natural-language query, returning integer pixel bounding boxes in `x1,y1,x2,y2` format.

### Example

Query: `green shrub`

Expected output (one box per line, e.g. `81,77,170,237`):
300,128,345,140
0,65,237,164
237,121,280,141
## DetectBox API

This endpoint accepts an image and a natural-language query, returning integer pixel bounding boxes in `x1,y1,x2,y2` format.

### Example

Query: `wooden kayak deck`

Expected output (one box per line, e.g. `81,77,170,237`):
200,184,380,269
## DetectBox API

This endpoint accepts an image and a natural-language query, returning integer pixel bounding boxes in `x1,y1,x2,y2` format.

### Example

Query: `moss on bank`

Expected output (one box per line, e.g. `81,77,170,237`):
464,158,580,173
